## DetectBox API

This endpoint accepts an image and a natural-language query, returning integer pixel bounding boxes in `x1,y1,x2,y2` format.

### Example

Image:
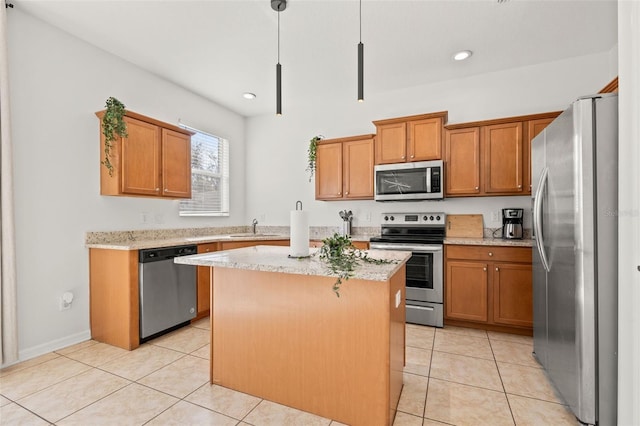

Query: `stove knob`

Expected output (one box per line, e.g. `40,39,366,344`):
390,216,395,221
436,215,441,221
430,215,434,221
384,216,389,221
423,215,428,221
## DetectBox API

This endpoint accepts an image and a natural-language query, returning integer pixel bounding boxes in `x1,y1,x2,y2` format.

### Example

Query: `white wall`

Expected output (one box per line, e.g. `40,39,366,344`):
617,1,640,424
245,51,616,230
6,10,246,361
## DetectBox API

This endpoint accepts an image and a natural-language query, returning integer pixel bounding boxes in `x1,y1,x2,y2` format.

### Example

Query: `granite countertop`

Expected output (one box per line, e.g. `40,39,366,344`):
85,226,376,250
174,245,411,282
444,237,534,248
86,233,291,250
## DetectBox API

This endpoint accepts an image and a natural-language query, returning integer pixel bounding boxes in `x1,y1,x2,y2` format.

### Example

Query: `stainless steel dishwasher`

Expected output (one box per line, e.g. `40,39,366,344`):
139,245,197,342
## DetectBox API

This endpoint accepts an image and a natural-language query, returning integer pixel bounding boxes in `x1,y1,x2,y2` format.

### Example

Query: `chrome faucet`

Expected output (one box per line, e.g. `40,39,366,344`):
252,218,258,234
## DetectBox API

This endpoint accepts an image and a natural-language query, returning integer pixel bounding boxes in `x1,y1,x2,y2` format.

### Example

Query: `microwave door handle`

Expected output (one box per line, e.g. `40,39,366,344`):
426,167,432,193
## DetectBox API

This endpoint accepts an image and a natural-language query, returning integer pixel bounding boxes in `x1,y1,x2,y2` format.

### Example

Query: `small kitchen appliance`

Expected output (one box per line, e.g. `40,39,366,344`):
374,160,444,201
369,212,445,327
502,208,523,239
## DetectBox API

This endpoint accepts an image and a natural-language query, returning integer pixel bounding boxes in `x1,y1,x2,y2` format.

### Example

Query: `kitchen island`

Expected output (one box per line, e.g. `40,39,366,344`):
175,245,410,426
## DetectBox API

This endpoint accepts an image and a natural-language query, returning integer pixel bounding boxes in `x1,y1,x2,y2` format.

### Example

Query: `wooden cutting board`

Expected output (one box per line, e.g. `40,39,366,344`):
446,214,484,238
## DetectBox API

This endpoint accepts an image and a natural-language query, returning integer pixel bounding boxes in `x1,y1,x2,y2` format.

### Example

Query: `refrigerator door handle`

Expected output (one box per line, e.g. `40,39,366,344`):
533,167,551,272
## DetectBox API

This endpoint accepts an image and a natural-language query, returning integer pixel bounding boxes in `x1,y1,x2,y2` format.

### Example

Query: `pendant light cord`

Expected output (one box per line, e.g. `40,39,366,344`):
277,9,280,63
359,0,362,43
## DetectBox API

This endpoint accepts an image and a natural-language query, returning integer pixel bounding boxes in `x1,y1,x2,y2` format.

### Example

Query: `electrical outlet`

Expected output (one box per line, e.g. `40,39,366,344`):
59,297,71,311
140,212,150,223
491,210,500,223
365,212,372,222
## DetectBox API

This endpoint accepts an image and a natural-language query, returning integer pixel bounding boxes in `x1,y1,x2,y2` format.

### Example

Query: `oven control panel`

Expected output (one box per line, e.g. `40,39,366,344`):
381,213,446,226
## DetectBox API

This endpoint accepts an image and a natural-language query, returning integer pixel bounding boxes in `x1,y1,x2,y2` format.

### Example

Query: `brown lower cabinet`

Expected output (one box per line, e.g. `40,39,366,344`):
310,240,369,250
444,244,533,334
195,243,218,320
193,239,290,322
89,239,292,350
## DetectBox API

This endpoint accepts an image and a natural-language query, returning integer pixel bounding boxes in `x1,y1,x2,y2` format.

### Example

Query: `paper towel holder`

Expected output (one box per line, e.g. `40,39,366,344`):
288,200,311,259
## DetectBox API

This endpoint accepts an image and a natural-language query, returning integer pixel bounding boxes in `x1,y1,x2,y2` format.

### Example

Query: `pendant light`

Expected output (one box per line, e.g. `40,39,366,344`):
272,0,287,115
357,0,364,102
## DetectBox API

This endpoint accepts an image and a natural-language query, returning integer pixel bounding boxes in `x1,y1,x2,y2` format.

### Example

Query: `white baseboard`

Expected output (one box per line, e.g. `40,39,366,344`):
6,329,92,367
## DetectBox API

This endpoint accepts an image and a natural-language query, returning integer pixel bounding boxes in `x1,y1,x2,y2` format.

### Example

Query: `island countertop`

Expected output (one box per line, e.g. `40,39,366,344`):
174,245,411,282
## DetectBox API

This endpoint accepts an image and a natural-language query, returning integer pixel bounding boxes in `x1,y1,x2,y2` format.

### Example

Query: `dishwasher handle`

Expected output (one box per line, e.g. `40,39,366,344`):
139,245,197,263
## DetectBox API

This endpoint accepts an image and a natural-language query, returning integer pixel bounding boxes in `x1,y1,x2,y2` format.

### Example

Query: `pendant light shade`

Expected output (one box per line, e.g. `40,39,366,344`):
357,0,364,102
273,0,286,115
276,63,282,115
358,42,364,102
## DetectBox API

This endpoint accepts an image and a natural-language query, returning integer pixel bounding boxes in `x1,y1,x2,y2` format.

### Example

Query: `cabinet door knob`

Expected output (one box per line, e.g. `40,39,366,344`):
410,155,415,159
402,156,406,160
495,267,499,271
475,186,479,190
155,188,160,192
345,191,349,195
488,252,493,256
483,267,487,271
338,192,342,195
518,185,522,189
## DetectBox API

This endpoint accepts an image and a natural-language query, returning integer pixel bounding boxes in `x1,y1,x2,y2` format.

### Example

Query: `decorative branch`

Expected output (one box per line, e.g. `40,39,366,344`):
101,97,127,177
318,233,397,297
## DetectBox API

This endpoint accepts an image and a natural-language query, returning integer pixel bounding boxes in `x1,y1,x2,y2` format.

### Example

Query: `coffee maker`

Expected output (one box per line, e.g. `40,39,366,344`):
502,208,523,239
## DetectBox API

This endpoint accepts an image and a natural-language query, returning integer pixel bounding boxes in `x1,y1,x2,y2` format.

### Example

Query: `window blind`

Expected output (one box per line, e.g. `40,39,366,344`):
179,125,229,216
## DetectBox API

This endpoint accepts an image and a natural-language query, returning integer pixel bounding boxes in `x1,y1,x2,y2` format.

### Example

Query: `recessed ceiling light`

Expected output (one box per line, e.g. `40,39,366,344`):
243,92,256,100
453,50,473,61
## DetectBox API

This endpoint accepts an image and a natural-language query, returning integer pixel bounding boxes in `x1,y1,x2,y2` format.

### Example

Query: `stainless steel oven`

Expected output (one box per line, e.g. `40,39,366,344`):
370,213,445,327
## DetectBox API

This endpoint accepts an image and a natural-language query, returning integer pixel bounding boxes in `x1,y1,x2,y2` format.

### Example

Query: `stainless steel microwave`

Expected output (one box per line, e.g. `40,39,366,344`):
374,160,444,201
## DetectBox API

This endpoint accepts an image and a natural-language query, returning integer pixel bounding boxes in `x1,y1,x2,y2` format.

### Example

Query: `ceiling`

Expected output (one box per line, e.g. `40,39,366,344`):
15,0,617,117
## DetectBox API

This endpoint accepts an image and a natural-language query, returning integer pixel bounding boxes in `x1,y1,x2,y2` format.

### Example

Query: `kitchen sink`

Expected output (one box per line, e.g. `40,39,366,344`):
185,236,220,241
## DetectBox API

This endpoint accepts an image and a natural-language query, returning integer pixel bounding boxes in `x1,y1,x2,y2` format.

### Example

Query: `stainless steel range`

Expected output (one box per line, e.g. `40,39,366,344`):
370,212,445,327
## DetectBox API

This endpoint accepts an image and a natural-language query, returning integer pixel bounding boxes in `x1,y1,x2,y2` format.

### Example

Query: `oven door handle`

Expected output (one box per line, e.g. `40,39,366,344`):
369,243,443,252
408,305,435,312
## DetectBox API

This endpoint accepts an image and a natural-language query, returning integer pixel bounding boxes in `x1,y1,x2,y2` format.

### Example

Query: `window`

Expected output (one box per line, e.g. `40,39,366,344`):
179,125,229,216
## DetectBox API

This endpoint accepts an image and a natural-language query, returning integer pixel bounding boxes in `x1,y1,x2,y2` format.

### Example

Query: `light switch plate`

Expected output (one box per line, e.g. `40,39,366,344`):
395,290,401,308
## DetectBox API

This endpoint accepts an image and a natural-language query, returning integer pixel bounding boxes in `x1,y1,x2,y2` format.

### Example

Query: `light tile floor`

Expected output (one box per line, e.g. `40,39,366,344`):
0,319,579,425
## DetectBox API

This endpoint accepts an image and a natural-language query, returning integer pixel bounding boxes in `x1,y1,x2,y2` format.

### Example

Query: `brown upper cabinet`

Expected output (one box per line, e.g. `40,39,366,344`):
373,112,446,164
315,134,375,201
96,110,193,199
445,112,560,197
483,122,524,194
445,127,481,195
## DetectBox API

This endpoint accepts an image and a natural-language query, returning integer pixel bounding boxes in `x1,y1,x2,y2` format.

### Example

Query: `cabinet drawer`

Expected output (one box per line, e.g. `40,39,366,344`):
446,245,531,263
198,243,218,254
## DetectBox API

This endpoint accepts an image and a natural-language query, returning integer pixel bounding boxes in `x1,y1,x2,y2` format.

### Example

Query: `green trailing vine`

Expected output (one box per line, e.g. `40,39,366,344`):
318,233,398,297
101,97,128,177
306,135,323,182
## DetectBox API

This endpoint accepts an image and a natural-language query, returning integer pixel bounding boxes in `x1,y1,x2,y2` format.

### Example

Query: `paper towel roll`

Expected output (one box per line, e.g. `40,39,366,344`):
290,210,310,257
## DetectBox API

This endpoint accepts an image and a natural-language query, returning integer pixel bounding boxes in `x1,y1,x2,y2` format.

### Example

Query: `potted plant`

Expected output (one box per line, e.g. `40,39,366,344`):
306,135,323,182
318,233,397,297
101,97,127,176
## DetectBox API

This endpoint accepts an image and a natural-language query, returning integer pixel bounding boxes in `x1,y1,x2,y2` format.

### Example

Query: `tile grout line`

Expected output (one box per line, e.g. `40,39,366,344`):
421,329,435,420
488,337,518,426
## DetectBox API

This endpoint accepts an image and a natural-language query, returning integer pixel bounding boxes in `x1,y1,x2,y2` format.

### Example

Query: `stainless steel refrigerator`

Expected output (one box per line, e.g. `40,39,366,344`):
531,94,618,425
